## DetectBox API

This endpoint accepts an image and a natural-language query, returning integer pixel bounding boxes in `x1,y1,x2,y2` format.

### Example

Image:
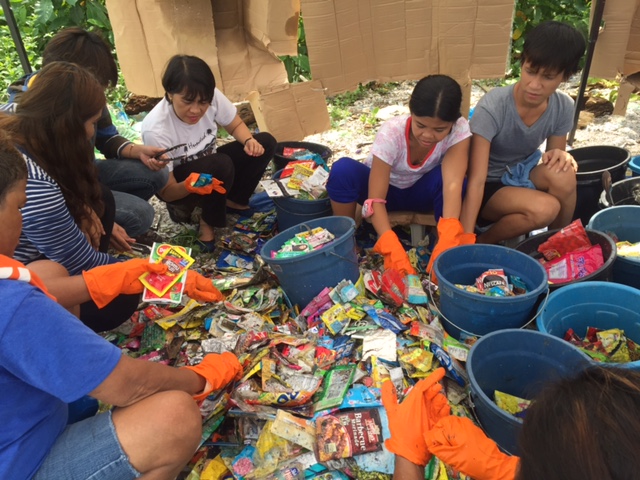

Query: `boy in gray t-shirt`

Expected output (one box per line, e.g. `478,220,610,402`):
460,21,585,244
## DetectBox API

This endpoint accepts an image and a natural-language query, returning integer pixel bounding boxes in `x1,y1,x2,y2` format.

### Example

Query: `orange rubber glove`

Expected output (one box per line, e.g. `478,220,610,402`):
425,416,519,480
184,270,224,303
184,173,227,195
382,368,450,466
82,259,168,308
183,351,243,401
426,218,465,274
458,232,477,246
372,230,416,276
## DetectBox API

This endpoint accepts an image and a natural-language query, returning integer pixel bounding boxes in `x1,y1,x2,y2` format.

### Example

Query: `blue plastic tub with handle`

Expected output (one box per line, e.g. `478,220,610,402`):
536,281,640,370
467,329,591,455
260,216,358,308
433,244,548,340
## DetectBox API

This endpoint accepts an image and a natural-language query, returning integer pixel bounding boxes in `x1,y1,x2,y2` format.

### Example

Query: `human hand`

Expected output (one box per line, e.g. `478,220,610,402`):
80,207,105,250
183,351,243,401
425,416,519,480
184,172,227,195
372,230,416,276
109,223,135,252
243,137,264,157
382,368,450,466
541,149,578,174
138,145,170,171
184,270,224,303
82,258,168,308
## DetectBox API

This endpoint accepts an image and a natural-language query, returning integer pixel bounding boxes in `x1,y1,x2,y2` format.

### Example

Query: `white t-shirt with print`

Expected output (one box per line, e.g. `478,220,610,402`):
364,115,471,189
141,88,237,172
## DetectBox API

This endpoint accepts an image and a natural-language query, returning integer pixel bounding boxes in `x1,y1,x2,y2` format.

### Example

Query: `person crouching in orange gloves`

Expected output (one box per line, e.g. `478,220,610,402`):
0,132,243,480
383,366,640,480
326,75,475,294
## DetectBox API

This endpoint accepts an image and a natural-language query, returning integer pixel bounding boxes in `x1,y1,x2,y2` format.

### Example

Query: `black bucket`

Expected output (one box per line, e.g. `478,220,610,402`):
515,228,617,290
572,146,630,224
273,141,333,172
598,177,640,208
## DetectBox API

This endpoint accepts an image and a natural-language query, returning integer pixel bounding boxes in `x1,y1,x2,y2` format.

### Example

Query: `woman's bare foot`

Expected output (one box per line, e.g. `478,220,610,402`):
198,219,215,242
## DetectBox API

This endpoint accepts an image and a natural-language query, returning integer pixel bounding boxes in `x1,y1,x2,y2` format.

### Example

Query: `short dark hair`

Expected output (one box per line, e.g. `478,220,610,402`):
162,55,216,104
409,75,462,122
42,27,118,88
0,129,27,205
521,21,586,80
518,366,640,480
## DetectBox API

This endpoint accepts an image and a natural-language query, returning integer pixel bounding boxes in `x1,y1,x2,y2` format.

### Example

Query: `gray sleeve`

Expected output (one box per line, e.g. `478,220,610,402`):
469,89,504,142
550,91,575,137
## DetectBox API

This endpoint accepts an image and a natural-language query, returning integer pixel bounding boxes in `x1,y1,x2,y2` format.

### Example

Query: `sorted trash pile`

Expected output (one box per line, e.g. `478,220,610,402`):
536,220,604,284
563,326,640,363
106,214,492,480
261,149,330,201
455,269,529,297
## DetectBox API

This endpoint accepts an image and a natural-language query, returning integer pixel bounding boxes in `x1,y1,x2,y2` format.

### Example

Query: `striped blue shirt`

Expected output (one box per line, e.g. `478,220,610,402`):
14,154,116,276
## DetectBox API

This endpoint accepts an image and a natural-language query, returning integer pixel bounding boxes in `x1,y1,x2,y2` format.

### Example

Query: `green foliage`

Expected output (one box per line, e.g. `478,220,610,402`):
510,0,591,78
0,0,112,102
279,14,311,83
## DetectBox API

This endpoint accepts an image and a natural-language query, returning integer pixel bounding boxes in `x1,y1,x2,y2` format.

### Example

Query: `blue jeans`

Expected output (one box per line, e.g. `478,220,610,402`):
96,159,167,236
33,411,141,479
112,191,155,237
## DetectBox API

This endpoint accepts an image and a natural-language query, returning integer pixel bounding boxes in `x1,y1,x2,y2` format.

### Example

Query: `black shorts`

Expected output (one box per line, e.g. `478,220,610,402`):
477,181,507,227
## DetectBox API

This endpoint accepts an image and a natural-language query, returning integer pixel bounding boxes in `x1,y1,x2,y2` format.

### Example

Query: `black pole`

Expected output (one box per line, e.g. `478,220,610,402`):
0,0,32,75
568,0,606,145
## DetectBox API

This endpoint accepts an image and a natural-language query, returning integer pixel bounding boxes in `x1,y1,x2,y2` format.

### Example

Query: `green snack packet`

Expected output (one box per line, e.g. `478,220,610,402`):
313,364,357,412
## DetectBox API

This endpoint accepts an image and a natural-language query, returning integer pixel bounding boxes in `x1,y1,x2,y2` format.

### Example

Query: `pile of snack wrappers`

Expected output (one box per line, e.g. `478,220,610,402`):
564,326,640,363
261,148,330,200
112,214,495,480
456,269,529,297
536,219,604,284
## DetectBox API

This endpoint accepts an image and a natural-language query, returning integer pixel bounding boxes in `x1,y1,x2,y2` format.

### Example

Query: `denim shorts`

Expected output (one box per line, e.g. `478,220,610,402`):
33,411,142,480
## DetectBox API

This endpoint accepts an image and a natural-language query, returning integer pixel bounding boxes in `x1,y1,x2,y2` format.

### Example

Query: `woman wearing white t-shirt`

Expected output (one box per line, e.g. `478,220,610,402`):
142,55,276,252
327,75,474,275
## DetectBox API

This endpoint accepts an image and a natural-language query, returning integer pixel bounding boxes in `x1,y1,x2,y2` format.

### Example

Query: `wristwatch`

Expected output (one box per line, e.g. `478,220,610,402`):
362,198,386,218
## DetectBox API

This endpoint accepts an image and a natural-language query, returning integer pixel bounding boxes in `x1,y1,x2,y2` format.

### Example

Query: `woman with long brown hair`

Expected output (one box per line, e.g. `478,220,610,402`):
1,61,138,331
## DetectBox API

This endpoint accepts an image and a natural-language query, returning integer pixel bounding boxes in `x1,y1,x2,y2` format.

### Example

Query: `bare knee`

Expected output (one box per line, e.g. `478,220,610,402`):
27,259,70,280
528,196,561,227
154,391,202,457
547,169,577,198
113,390,202,475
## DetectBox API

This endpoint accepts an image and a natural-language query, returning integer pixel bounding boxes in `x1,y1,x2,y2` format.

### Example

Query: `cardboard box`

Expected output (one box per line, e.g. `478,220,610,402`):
300,0,515,95
590,0,640,79
248,80,331,141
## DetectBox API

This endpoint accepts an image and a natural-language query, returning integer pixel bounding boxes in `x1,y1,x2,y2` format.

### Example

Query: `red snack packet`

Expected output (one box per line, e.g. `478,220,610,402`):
538,219,592,261
543,244,604,284
380,269,406,307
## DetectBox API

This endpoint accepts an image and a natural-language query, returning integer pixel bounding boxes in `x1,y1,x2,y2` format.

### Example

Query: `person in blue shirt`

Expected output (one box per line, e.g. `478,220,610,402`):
0,129,242,480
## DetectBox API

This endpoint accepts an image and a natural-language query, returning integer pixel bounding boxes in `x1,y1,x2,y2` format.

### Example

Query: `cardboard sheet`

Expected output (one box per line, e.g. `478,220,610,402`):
300,0,515,95
590,0,640,78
